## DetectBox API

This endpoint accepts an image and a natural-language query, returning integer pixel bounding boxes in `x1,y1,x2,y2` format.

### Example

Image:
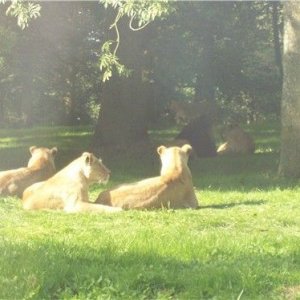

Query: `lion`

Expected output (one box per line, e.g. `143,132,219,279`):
0,146,57,197
95,144,198,210
217,125,255,155
22,152,122,213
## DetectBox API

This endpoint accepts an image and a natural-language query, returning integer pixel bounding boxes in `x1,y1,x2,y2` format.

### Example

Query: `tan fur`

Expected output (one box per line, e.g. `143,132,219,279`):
0,146,57,197
22,152,122,213
217,126,255,155
96,145,198,210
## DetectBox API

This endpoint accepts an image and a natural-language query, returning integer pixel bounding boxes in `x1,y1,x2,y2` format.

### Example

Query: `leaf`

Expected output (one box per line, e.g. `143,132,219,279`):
5,1,41,30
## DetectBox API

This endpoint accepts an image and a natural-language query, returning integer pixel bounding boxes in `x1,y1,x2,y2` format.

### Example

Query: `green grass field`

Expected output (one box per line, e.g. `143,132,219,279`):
0,121,299,299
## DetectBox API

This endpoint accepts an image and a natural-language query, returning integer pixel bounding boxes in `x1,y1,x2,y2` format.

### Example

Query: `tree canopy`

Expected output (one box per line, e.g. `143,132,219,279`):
0,1,282,127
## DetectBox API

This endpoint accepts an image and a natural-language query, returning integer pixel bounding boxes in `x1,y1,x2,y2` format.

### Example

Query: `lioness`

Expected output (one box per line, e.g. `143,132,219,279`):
0,146,57,197
217,126,255,155
22,152,122,213
96,145,198,210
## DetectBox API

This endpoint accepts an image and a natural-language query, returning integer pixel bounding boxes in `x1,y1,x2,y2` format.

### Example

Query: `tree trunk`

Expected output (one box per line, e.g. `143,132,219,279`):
271,2,283,84
194,33,215,103
91,20,154,149
67,65,79,125
278,2,300,178
20,72,34,126
92,76,149,147
0,96,4,125
193,33,219,123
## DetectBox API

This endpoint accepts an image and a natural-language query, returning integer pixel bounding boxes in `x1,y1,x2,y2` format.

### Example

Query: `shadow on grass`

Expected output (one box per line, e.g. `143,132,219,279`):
200,199,266,209
191,153,299,192
0,125,297,193
0,239,297,299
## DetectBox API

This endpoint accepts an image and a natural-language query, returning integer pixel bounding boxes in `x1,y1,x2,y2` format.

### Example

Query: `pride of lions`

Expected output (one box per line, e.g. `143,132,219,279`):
0,124,255,213
0,144,198,212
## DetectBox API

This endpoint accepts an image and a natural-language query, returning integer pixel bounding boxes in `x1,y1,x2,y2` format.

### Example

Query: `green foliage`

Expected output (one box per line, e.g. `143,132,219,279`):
99,40,132,82
100,0,170,26
0,121,299,299
0,2,283,126
151,2,282,123
99,0,171,81
1,0,41,29
0,2,106,126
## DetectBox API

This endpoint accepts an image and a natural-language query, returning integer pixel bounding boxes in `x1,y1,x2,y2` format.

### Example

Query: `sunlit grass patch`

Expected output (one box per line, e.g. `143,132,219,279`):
0,120,299,299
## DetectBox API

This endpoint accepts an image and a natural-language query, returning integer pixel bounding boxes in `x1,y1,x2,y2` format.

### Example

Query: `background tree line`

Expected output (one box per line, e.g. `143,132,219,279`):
9,1,300,178
0,1,282,128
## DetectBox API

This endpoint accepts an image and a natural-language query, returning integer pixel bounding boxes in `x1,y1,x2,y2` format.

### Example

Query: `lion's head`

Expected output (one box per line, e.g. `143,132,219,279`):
27,146,57,170
158,144,192,164
81,152,110,184
157,144,193,180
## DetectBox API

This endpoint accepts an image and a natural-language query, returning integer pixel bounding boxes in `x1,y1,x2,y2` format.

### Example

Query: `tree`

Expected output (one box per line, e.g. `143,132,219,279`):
0,2,106,126
92,20,154,148
149,2,282,124
98,0,170,82
271,1,283,84
0,0,40,29
92,1,171,149
278,2,300,178
0,1,283,131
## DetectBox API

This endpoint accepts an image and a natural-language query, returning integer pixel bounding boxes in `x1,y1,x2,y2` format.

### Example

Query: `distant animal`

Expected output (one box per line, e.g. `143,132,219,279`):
0,146,57,197
169,100,218,124
22,152,122,213
95,144,199,210
217,125,255,155
176,116,217,158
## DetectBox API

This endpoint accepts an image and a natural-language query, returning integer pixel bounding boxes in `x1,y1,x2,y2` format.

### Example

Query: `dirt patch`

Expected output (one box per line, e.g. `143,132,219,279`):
281,285,300,300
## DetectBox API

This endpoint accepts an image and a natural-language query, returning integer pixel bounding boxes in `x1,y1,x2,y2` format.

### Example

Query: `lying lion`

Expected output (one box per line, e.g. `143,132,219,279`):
96,144,199,210
217,126,255,155
22,152,122,213
0,146,57,197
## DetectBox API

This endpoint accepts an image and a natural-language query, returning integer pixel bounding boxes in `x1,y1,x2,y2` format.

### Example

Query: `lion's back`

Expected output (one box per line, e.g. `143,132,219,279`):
22,175,73,210
0,168,34,197
97,174,195,210
96,177,167,209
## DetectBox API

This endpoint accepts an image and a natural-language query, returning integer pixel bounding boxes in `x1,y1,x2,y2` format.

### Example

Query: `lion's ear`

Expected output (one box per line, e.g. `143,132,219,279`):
83,152,93,165
157,145,166,155
29,146,37,154
51,147,58,156
182,144,193,155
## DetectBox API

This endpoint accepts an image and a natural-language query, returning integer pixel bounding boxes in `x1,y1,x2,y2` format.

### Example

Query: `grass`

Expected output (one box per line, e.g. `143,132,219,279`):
0,120,299,299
